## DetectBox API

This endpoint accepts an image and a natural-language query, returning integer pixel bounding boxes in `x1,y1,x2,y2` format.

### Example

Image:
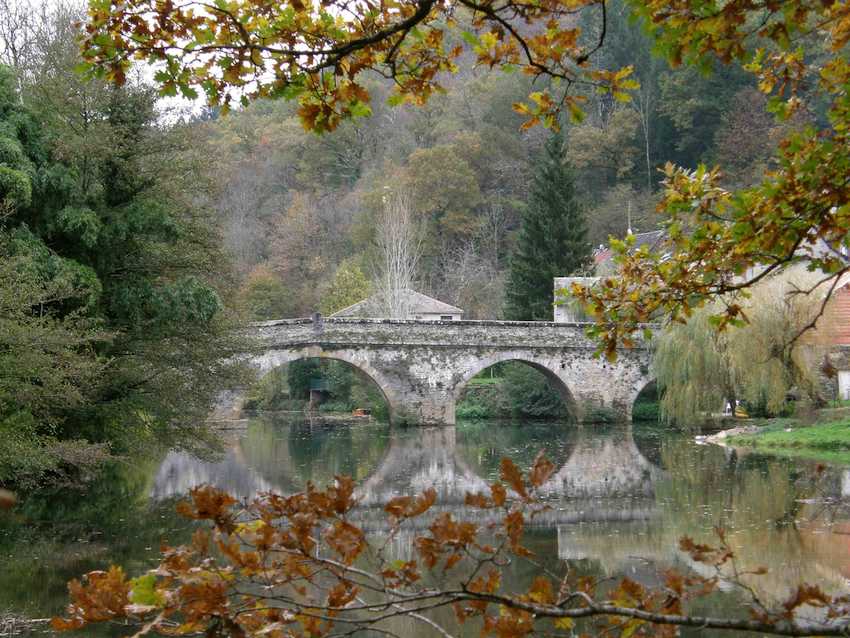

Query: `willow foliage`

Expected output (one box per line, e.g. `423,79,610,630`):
654,269,827,426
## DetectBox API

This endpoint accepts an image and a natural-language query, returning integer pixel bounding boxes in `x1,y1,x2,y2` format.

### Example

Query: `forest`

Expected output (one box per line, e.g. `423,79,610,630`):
0,0,820,488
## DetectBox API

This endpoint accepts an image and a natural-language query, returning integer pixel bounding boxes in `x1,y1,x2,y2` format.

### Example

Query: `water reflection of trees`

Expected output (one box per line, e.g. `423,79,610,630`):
7,420,850,636
456,420,573,480
241,416,391,491
557,436,850,607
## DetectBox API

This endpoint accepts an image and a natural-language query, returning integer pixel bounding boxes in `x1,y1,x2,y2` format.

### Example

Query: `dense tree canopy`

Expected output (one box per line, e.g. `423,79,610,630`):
0,13,248,486
78,0,850,354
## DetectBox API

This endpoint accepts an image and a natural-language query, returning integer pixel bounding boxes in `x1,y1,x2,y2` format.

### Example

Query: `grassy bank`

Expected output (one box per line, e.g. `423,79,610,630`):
726,415,850,465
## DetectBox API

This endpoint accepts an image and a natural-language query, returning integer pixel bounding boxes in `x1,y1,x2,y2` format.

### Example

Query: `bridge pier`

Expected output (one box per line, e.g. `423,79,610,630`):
571,389,634,423
390,392,456,426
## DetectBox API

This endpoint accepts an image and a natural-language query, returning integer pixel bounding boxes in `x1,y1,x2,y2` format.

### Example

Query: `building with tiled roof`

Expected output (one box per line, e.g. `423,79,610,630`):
330,289,463,321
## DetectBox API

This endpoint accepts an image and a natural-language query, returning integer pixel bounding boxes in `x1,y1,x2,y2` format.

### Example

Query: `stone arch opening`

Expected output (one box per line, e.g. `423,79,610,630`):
247,349,396,421
453,356,579,422
630,379,665,468
631,379,660,424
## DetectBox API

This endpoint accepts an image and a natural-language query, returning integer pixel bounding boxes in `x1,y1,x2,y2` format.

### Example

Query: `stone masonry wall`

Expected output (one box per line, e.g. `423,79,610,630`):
247,317,653,425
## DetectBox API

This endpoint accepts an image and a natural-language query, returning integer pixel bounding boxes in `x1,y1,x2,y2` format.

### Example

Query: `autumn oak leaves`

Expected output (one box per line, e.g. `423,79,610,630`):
570,0,850,357
50,454,557,636
52,453,850,637
77,0,639,133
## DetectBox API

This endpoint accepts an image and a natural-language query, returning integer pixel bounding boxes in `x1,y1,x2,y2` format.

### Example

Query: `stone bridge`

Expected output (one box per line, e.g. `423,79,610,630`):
243,317,653,425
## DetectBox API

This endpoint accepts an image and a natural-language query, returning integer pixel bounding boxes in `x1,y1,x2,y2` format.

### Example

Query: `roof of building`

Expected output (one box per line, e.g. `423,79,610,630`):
593,229,666,265
330,289,463,318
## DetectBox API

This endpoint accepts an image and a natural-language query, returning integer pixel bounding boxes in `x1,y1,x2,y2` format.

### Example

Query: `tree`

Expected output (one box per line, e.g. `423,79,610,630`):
374,188,422,318
80,0,850,355
239,263,294,320
564,0,850,356
654,269,827,425
504,129,591,320
0,229,109,488
319,258,371,315
52,458,850,637
566,109,643,197
0,5,250,485
77,0,639,133
407,142,483,245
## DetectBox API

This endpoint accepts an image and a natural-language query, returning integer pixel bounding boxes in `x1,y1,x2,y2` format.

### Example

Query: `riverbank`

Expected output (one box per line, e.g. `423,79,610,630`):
711,409,850,464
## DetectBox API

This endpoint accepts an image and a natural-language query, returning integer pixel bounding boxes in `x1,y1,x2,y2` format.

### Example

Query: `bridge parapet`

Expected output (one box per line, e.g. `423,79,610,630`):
252,317,651,351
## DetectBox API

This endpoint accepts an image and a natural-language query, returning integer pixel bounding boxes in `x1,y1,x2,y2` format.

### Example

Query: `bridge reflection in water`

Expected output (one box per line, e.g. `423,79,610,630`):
152,422,663,512
150,418,850,611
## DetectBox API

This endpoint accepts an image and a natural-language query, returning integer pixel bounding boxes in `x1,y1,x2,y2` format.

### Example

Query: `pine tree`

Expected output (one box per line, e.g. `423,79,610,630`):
504,128,591,320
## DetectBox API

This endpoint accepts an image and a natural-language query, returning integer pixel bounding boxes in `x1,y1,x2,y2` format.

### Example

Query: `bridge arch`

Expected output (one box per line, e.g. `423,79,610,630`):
630,378,660,423
251,346,402,420
451,352,579,418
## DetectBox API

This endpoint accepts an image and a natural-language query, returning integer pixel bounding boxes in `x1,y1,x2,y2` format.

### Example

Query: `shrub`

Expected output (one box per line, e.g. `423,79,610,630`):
632,399,660,422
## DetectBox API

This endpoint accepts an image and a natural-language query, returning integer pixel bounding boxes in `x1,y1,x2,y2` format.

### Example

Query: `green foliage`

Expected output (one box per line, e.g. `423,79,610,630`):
654,271,826,427
632,399,661,423
0,51,248,487
0,165,31,208
288,359,321,400
455,402,494,419
728,418,850,465
319,258,370,315
457,363,570,419
244,368,297,412
240,263,293,320
504,129,591,321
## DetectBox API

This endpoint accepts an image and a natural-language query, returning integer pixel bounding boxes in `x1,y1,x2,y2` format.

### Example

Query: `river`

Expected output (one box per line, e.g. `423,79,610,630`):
2,416,850,636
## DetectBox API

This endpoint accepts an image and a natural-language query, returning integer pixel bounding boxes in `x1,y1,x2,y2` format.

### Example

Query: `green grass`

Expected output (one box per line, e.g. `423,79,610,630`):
727,418,850,465
467,376,502,386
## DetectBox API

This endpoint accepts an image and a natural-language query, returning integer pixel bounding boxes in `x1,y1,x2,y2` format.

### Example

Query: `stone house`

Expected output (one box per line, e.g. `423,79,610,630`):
330,289,464,321
554,230,667,322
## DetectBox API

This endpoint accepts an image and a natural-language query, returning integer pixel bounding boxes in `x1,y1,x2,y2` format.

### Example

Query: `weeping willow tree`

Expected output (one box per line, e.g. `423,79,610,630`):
654,268,827,426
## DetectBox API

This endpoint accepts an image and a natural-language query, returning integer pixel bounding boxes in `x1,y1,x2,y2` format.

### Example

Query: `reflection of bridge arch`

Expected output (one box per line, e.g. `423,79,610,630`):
152,423,665,528
451,353,579,416
536,427,663,498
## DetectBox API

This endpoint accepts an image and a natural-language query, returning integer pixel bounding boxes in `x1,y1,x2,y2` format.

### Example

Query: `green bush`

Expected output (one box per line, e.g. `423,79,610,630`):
632,399,660,422
455,402,495,419
504,364,568,418
318,400,354,413
582,406,619,423
0,165,31,208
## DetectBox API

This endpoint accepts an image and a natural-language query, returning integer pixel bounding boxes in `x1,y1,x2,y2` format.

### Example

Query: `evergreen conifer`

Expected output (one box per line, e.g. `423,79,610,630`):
504,128,591,320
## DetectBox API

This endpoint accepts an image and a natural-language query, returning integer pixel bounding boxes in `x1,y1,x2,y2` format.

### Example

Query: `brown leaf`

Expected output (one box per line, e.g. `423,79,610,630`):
499,458,528,498
331,475,357,514
783,584,830,613
325,520,365,565
490,482,507,507
528,452,555,488
528,575,554,604
464,492,492,508
385,488,436,520
327,581,359,608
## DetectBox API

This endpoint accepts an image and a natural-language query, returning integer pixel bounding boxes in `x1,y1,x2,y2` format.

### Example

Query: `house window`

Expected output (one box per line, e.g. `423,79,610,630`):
440,315,454,321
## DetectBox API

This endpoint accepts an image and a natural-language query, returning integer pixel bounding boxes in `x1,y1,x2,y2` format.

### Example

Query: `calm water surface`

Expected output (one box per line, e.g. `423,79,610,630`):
3,416,850,635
